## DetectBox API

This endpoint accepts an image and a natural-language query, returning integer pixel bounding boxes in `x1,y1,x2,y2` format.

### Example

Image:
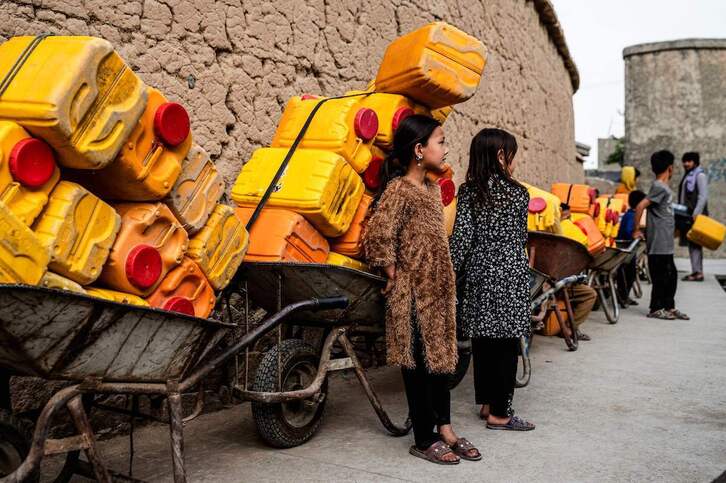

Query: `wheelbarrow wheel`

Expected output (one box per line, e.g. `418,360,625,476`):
447,338,471,390
632,275,643,299
0,409,37,482
251,339,326,448
515,336,532,388
598,273,620,324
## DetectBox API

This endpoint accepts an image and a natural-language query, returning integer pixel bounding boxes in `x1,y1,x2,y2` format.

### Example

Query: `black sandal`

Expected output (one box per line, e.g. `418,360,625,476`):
409,440,460,465
450,437,482,461
486,415,535,431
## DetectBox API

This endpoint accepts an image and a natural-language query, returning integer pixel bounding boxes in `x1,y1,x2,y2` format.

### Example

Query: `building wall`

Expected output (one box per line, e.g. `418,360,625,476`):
624,39,726,257
1,0,581,190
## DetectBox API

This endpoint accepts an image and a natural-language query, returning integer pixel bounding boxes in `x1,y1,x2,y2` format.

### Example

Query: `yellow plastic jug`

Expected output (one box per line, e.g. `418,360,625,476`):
39,271,86,294
595,196,624,238
430,106,454,124
326,252,369,272
165,144,224,234
271,96,378,173
521,182,561,233
33,181,121,285
443,196,457,237
375,22,487,109
0,200,49,285
0,35,147,169
0,121,60,225
188,204,249,290
70,87,191,201
687,215,726,250
232,148,364,237
559,219,589,247
85,287,150,307
355,93,417,150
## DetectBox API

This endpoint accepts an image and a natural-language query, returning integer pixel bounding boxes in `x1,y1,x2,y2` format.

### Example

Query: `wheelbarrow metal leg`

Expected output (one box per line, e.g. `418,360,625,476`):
66,395,111,483
337,332,411,437
562,290,579,350
167,391,186,483
515,336,532,388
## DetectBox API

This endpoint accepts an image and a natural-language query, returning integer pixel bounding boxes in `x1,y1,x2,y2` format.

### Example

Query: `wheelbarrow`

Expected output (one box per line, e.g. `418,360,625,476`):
587,239,641,324
526,232,593,351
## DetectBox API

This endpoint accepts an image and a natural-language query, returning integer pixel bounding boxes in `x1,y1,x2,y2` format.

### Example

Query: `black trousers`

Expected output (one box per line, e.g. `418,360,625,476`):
401,323,451,450
647,254,677,311
472,337,518,418
617,258,637,303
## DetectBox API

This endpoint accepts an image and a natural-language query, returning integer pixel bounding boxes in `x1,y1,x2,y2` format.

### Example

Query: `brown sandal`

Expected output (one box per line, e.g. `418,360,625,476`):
409,440,460,465
450,437,482,461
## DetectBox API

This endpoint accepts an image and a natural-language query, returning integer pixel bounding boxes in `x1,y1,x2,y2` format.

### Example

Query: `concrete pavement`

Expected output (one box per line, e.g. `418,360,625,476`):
47,259,726,482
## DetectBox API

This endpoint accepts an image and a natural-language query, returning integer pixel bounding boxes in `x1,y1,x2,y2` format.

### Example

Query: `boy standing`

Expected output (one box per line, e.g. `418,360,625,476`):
633,150,689,320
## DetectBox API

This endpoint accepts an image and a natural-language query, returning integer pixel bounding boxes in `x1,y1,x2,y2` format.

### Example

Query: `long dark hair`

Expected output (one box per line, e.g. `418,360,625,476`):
375,114,441,202
467,128,521,205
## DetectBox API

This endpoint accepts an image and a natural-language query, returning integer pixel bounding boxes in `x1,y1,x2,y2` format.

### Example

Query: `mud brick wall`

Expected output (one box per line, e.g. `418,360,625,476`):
1,0,581,189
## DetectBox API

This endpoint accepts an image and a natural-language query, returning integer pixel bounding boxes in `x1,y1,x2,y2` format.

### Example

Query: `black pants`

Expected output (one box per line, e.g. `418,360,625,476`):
472,337,518,418
401,324,451,450
648,254,677,311
617,258,637,303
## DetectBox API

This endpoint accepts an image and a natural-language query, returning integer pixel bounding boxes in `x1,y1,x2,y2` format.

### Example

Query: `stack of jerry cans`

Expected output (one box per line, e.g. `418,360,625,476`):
522,182,562,233
551,183,596,214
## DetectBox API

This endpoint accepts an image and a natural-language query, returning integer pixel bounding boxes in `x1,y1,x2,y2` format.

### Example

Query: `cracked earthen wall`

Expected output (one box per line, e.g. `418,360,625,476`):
1,0,581,189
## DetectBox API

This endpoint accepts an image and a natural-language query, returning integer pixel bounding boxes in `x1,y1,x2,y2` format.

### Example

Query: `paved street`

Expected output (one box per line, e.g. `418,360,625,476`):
51,259,726,482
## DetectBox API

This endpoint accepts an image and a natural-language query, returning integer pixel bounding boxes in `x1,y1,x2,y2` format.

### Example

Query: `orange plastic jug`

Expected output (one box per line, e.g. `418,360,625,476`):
430,106,454,124
188,204,249,290
0,36,147,169
33,181,121,285
572,213,606,255
146,257,215,318
0,200,50,285
551,183,595,214
85,287,150,307
70,87,191,201
271,96,378,173
0,121,60,225
235,207,329,263
326,252,369,272
355,93,417,150
99,202,189,296
426,164,455,206
330,193,373,258
39,271,85,294
539,301,565,336
232,148,364,237
375,22,487,109
165,144,224,234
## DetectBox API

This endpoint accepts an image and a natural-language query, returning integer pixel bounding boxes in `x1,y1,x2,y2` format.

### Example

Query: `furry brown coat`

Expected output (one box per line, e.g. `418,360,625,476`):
362,177,458,374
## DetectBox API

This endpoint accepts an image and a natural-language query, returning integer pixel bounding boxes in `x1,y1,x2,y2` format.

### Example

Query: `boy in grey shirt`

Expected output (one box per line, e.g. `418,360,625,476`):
633,150,689,320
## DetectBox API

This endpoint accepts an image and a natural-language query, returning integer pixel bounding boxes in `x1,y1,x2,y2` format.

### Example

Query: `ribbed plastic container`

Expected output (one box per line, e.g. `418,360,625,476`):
146,257,215,319
0,200,50,285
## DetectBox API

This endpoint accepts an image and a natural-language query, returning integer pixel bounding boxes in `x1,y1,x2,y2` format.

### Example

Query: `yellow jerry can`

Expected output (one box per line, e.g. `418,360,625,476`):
326,252,369,272
595,196,624,238
430,106,454,124
559,219,589,247
271,96,378,173
188,204,249,290
687,215,726,251
70,87,191,201
33,181,121,285
0,35,147,169
521,182,561,233
85,287,150,307
375,22,487,109
443,196,457,237
354,92,417,150
0,121,60,225
232,147,365,237
165,144,224,235
0,200,50,285
39,271,86,294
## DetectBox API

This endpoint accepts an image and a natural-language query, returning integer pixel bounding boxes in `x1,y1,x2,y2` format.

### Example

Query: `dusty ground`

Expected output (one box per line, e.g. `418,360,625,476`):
43,259,726,482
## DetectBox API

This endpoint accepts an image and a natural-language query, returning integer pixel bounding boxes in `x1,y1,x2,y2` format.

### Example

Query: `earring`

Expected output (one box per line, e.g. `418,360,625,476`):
416,154,423,167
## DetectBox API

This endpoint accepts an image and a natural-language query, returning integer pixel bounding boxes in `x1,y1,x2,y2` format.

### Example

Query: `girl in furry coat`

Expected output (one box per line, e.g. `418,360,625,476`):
363,115,480,465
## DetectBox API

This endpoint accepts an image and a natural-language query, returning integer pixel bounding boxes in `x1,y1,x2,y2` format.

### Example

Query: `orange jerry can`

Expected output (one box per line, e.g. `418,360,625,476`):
363,146,387,193
571,213,606,255
188,204,249,290
0,200,50,285
539,301,565,336
375,22,487,109
70,87,191,201
0,121,60,226
164,144,224,234
0,36,147,169
330,193,373,258
355,93,417,150
271,96,379,173
426,163,455,206
146,257,216,318
33,181,121,285
551,183,596,214
430,106,454,124
235,207,330,263
99,202,189,296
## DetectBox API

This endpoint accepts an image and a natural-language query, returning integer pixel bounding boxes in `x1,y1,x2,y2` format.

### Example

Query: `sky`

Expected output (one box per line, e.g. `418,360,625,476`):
550,0,726,169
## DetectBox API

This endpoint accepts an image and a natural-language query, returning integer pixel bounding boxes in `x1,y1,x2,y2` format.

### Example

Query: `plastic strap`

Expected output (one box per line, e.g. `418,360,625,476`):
565,184,574,206
245,91,371,233
0,33,54,99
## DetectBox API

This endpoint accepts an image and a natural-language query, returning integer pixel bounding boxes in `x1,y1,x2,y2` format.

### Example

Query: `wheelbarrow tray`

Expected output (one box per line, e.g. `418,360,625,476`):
0,284,231,383
529,268,548,299
527,232,593,281
240,262,385,326
591,240,641,273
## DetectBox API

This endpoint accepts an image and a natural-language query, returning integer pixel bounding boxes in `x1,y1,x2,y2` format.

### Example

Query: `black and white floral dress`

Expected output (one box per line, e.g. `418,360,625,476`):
449,176,530,339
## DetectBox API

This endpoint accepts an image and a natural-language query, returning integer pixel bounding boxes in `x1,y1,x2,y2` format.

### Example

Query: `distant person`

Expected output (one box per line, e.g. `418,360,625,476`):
616,190,647,306
616,165,641,194
678,152,709,282
633,150,689,320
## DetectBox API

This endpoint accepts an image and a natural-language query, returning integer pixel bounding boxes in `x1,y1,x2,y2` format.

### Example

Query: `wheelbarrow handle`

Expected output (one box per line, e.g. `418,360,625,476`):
313,296,350,311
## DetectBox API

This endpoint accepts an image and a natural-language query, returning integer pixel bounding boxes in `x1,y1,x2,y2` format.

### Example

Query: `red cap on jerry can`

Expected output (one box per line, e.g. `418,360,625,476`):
125,244,163,289
154,102,191,147
391,107,415,132
9,138,56,188
528,197,547,214
354,108,379,141
438,178,456,207
363,156,384,191
163,296,195,316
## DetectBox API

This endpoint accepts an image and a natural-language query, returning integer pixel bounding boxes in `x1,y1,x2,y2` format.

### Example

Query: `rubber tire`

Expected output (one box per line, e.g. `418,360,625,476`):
251,339,326,448
0,409,37,482
447,338,472,390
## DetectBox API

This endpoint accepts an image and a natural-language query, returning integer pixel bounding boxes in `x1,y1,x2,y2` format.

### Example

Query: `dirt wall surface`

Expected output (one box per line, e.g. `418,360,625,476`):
0,0,581,189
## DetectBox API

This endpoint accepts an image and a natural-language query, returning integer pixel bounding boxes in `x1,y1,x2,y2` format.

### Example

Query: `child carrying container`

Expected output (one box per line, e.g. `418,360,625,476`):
363,115,480,465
